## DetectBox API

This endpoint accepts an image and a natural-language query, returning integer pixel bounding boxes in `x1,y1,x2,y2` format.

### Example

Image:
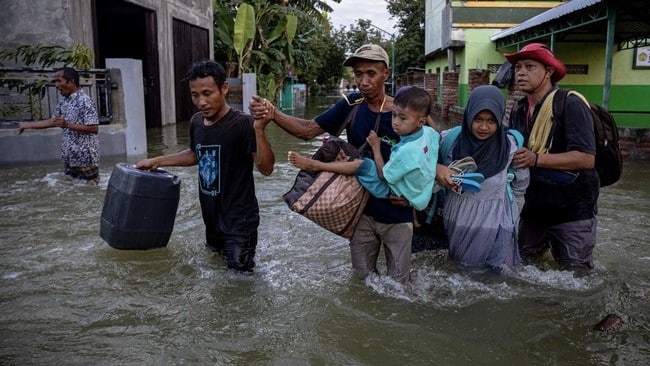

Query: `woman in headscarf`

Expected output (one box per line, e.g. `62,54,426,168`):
436,85,529,270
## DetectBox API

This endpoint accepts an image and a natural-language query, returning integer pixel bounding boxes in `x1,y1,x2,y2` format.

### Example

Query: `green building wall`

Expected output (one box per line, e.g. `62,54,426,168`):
425,29,650,128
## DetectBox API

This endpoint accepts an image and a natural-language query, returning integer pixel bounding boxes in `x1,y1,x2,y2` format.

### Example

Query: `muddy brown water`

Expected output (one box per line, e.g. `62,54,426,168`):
1,96,648,365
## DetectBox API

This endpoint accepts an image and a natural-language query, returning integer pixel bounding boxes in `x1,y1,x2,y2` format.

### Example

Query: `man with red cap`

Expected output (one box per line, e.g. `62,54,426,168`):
506,43,599,271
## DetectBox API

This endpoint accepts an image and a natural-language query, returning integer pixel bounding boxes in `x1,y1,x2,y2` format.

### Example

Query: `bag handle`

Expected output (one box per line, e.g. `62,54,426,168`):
350,109,383,160
334,101,383,160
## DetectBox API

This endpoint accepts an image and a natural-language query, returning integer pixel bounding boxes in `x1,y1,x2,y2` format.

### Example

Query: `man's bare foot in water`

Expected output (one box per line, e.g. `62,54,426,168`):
288,151,319,171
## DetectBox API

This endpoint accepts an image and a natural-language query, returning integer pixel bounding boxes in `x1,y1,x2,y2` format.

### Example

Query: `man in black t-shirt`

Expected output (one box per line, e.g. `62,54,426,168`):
136,60,275,272
506,43,599,270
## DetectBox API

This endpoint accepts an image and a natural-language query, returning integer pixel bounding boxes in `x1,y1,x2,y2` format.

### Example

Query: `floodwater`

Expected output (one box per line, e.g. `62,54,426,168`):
1,96,649,365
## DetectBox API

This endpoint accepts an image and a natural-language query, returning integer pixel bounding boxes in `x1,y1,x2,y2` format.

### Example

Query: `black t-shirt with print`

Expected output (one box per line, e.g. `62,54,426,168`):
189,109,259,234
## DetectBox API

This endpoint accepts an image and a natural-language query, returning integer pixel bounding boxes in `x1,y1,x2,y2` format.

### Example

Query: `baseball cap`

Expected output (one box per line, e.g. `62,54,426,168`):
343,44,390,68
504,43,566,82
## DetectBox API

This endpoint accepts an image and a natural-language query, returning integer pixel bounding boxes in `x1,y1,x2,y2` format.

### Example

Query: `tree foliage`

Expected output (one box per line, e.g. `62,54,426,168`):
0,43,94,69
211,0,426,100
326,0,426,82
213,0,342,101
387,0,426,73
0,43,94,120
344,19,386,54
298,24,347,95
329,0,426,76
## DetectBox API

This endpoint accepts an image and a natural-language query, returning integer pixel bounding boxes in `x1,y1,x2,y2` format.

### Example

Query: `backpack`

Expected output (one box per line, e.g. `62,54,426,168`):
491,60,514,89
552,89,623,187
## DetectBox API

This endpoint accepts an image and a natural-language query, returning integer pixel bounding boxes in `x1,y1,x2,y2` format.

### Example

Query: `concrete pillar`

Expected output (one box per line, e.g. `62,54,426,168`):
504,88,526,127
412,69,425,88
105,58,147,157
226,73,257,113
442,72,459,119
424,73,439,102
468,69,490,92
242,73,256,114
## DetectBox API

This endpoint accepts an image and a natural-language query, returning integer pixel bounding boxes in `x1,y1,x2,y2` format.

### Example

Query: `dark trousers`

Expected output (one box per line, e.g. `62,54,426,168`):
206,229,258,272
519,217,596,270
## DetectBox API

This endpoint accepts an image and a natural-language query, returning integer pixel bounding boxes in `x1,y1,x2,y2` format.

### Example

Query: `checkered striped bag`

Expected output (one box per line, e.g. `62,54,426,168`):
283,136,369,239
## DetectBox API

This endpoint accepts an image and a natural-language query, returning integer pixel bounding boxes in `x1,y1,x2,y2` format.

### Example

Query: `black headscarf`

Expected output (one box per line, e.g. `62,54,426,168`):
452,85,510,179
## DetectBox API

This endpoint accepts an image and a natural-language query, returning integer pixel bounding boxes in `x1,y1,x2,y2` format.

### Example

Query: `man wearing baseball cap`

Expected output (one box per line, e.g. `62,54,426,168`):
507,43,599,271
342,44,390,68
248,44,416,284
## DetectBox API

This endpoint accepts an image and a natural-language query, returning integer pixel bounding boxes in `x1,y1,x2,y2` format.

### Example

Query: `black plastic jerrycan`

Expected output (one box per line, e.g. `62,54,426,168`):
100,163,181,249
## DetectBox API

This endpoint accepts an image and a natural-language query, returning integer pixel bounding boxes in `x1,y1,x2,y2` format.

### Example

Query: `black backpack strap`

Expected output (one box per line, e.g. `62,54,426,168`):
551,88,569,124
352,109,383,159
335,103,361,137
334,102,383,161
548,88,570,151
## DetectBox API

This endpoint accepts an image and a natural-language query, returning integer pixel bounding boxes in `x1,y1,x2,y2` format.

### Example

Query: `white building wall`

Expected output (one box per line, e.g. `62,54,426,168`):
0,0,213,126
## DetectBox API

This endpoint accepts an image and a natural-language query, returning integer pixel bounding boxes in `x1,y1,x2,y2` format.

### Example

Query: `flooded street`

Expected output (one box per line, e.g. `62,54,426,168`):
1,97,649,365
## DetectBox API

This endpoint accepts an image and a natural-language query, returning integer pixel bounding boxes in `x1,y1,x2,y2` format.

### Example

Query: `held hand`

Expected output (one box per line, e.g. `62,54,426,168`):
249,95,274,123
366,130,380,148
135,158,158,171
512,147,536,168
388,194,409,207
435,164,456,188
248,95,265,116
51,116,67,128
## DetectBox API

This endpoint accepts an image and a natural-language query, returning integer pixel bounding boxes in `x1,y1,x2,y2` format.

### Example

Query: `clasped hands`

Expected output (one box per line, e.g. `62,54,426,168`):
51,116,68,128
249,95,275,129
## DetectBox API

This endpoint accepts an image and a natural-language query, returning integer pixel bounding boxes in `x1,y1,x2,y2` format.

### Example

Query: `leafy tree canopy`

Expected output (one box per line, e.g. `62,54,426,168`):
211,0,426,99
213,0,344,100
387,0,426,74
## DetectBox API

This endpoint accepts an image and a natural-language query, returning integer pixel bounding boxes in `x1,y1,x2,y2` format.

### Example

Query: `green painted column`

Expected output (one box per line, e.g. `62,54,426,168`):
603,5,616,109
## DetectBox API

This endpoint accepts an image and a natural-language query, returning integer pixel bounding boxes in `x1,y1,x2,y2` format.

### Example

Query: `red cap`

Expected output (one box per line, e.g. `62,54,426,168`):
504,43,566,82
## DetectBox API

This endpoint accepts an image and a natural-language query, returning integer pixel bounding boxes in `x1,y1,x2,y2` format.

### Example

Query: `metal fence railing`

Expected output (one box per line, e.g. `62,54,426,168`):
0,68,113,126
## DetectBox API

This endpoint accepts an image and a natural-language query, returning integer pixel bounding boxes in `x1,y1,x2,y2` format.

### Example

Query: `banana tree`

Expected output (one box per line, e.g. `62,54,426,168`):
0,43,93,69
250,8,298,100
213,0,237,77
232,3,256,77
225,1,299,100
213,0,336,101
0,43,94,119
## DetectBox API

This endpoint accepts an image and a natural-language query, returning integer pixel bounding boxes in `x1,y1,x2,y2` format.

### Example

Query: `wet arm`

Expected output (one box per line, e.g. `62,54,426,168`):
253,119,275,176
272,109,324,141
513,147,594,170
17,119,56,133
135,148,198,171
535,150,595,170
52,117,98,134
371,145,386,180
